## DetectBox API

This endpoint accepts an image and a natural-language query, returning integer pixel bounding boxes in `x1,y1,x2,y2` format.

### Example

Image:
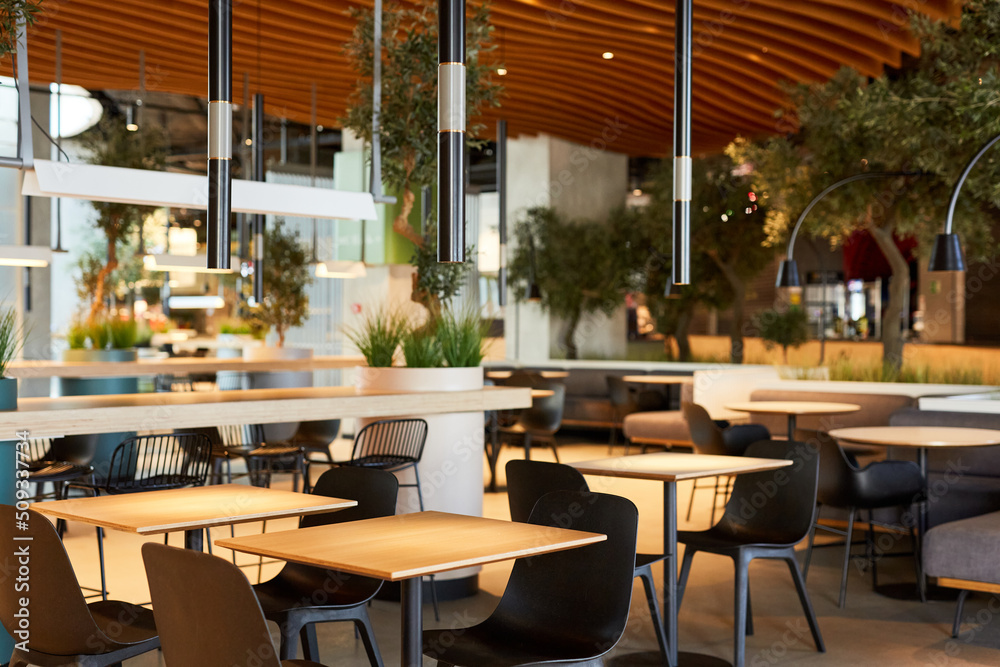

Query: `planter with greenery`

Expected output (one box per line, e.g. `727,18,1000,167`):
57,316,140,394
347,304,488,593
0,306,24,411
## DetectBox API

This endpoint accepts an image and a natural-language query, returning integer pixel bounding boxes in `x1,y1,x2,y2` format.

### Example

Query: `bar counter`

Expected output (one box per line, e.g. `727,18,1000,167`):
0,385,531,438
5,354,365,379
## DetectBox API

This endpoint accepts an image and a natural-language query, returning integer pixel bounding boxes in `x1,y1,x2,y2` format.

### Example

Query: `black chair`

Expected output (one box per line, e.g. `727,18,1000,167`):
24,436,93,503
1,505,160,667
798,429,923,608
214,423,308,491
682,402,771,524
423,490,638,667
295,418,341,467
505,459,670,663
71,432,213,600
252,467,398,664
338,418,438,619
142,542,330,667
677,439,825,667
496,378,565,463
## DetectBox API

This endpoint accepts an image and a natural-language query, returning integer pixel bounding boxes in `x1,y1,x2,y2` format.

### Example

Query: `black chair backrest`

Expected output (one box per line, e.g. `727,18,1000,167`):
0,505,122,655
606,375,635,410
50,434,98,466
517,382,566,434
295,419,342,443
718,439,820,545
682,402,727,456
217,423,266,449
302,467,399,528
26,437,52,465
143,543,280,667
106,433,213,493
506,459,590,523
796,429,859,508
351,418,428,464
490,490,638,655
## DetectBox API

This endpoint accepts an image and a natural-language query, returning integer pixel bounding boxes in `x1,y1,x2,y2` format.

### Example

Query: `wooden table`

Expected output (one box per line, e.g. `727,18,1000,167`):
5,355,365,378
0,386,531,439
572,452,791,666
725,401,860,436
621,375,692,385
33,483,355,550
217,510,605,667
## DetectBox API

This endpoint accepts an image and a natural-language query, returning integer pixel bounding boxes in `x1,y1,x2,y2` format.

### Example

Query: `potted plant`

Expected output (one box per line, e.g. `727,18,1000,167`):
755,307,810,365
0,306,24,411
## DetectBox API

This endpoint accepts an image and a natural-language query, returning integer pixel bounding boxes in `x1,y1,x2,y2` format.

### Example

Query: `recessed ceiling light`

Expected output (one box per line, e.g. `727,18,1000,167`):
497,67,508,76
126,123,138,132
632,188,643,196
602,52,614,60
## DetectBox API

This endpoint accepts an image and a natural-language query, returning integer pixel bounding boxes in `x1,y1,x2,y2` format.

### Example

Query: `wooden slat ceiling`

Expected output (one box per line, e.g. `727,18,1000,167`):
6,0,962,156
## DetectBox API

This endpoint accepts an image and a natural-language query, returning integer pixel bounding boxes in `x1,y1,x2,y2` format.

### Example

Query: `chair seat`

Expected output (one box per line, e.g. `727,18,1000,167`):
678,523,804,553
254,564,381,614
424,621,599,667
248,446,304,457
924,510,1000,583
635,552,667,569
88,600,159,646
29,462,92,484
344,454,417,469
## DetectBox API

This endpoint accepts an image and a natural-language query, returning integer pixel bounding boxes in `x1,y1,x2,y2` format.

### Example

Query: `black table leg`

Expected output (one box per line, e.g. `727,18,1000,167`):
787,414,797,439
401,576,423,667
665,481,678,665
184,529,203,551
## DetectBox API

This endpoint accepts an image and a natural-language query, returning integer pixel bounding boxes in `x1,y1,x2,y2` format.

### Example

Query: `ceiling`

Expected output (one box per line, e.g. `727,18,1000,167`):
6,0,962,156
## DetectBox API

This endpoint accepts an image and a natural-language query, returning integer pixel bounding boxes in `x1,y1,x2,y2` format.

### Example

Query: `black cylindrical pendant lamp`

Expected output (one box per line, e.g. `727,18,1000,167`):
207,0,233,271
437,0,466,263
252,93,265,304
671,0,692,286
497,119,508,306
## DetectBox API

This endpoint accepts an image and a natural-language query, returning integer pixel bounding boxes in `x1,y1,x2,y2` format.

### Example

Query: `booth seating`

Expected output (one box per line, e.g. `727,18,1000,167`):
622,381,695,452
747,389,915,437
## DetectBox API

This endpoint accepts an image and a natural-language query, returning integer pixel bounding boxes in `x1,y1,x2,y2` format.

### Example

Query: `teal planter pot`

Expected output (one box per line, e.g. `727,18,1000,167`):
0,377,15,411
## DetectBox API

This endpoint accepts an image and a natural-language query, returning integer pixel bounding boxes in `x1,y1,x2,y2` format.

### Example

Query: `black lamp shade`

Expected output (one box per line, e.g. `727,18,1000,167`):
526,282,542,302
664,277,681,299
928,233,966,272
775,259,801,288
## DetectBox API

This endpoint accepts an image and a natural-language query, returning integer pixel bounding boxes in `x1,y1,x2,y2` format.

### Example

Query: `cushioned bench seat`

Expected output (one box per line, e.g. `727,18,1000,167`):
622,383,694,448
924,510,1000,637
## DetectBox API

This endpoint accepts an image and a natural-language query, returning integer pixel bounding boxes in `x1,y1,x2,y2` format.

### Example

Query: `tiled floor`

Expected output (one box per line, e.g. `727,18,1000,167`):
42,437,1000,666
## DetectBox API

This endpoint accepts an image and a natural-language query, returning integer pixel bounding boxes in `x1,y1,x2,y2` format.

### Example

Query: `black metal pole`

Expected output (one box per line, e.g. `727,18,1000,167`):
437,0,466,263
672,0,692,286
252,93,265,304
207,0,233,271
23,195,31,312
497,120,508,306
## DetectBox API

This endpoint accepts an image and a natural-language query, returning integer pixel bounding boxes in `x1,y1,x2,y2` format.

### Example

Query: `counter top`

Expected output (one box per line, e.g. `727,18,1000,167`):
5,354,365,379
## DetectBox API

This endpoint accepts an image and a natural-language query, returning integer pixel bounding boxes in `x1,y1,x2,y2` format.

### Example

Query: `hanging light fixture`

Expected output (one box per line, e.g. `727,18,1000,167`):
929,131,1000,272
0,246,52,268
776,171,920,288
143,254,234,274
52,30,67,253
206,0,233,271
251,93,265,305
437,0,466,263
315,261,367,279
672,0,692,286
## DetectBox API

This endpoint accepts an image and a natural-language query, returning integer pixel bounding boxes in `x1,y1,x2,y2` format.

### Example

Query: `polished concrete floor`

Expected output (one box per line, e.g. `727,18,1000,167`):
49,437,1000,666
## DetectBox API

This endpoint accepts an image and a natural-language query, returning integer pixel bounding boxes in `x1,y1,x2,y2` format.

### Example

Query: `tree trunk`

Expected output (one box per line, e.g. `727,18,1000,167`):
675,308,693,362
88,237,118,325
393,187,424,248
708,252,746,364
782,345,789,365
276,325,285,348
867,213,909,374
562,309,582,360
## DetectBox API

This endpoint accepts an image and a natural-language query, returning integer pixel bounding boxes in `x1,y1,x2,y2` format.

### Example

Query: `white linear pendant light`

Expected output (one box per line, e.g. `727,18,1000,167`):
21,160,378,222
143,254,235,274
314,260,366,279
0,245,53,267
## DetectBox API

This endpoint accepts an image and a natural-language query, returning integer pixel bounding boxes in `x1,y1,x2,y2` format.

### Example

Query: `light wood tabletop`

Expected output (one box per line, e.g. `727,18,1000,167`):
216,510,606,581
486,370,569,380
0,386,531,438
531,389,555,398
571,451,791,482
32,484,355,535
725,401,861,416
5,354,365,379
621,375,693,385
828,426,1000,448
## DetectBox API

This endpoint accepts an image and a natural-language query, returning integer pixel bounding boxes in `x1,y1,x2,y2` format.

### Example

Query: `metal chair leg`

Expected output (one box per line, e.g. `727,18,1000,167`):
677,547,696,609
300,624,320,661
733,552,750,667
636,564,672,667
803,518,818,580
953,590,970,638
838,507,857,608
96,526,108,601
785,554,825,653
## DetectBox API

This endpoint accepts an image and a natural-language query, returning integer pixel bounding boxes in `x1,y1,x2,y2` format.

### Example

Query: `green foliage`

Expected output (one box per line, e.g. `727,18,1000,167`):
826,355,984,385
410,220,475,308
243,220,313,347
755,307,809,363
75,241,150,308
400,326,444,368
508,207,636,359
436,307,488,368
87,320,111,351
66,321,89,350
341,0,503,194
219,322,254,335
0,0,41,58
0,305,24,377
343,306,409,368
107,318,138,350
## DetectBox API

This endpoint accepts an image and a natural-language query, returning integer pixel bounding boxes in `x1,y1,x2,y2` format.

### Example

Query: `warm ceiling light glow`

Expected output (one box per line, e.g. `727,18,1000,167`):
126,123,139,132
602,52,614,60
143,254,235,274
496,67,508,76
244,138,253,146
0,245,53,267
632,188,643,196
314,260,367,279
167,295,226,310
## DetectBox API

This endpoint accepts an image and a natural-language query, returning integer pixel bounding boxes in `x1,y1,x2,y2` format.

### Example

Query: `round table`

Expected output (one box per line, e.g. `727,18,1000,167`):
621,375,692,385
725,401,860,436
829,426,1000,601
486,370,569,380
